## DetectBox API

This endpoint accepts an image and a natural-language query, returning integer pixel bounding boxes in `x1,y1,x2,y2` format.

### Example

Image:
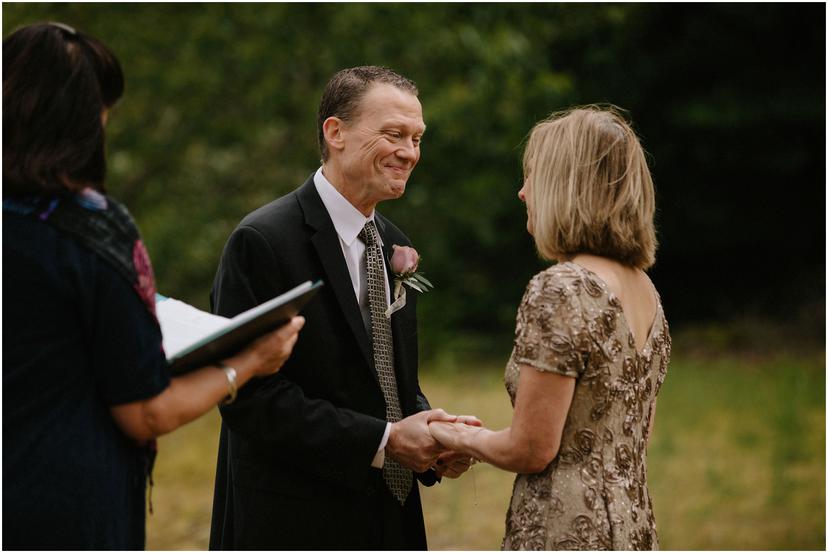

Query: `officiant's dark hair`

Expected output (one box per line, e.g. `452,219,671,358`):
3,22,124,198
317,66,418,162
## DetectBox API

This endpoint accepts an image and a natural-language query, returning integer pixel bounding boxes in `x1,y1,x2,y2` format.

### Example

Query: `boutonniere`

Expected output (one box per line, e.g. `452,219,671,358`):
385,244,433,317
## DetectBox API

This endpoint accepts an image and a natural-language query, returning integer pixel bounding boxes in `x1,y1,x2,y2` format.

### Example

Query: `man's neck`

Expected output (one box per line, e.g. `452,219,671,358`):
321,164,376,217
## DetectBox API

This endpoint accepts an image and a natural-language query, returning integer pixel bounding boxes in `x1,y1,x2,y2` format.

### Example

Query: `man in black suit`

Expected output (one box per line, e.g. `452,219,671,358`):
208,66,476,550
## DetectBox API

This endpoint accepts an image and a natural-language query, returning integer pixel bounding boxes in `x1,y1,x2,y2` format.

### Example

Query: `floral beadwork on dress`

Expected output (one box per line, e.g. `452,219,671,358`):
501,262,671,551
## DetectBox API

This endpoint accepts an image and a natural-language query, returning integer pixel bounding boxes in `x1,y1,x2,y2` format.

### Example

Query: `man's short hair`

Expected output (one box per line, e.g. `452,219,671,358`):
3,22,124,197
523,106,658,269
317,66,418,162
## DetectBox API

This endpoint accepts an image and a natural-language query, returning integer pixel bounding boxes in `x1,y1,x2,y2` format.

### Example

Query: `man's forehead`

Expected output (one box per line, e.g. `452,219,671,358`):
357,85,423,123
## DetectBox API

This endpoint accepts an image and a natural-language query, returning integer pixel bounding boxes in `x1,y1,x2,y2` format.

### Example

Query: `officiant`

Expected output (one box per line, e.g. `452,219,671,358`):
2,22,305,550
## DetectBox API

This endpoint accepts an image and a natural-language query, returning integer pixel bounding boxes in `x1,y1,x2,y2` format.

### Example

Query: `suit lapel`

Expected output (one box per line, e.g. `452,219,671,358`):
296,177,376,380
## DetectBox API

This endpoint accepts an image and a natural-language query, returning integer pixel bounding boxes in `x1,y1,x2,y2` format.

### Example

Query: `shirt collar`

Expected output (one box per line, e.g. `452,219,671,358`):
313,167,381,247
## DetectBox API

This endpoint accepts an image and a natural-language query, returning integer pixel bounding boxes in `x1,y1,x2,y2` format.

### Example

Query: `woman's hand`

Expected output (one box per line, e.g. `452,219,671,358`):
227,316,305,377
426,415,483,478
428,420,484,455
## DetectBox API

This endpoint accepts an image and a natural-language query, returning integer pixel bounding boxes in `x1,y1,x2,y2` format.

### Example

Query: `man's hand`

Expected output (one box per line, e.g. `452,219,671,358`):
387,409,457,472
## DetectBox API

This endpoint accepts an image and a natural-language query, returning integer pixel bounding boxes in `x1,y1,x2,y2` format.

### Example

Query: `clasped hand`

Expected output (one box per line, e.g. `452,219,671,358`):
386,409,482,479
428,417,486,476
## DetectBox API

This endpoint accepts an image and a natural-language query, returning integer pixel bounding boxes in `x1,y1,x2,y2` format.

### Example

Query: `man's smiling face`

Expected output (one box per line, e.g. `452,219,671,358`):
338,83,425,204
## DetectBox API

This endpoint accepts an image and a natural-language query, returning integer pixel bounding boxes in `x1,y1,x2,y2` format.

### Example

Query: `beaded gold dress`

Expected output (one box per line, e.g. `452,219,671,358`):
501,262,671,551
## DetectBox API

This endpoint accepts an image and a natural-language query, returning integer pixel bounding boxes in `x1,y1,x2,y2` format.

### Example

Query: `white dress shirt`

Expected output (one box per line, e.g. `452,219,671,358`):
313,167,392,468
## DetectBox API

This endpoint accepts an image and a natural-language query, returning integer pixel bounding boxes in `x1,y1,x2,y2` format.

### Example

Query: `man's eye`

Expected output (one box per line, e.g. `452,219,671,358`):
386,131,401,139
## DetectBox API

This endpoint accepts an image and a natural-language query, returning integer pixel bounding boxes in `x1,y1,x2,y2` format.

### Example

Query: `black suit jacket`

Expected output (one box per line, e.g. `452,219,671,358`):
208,175,435,550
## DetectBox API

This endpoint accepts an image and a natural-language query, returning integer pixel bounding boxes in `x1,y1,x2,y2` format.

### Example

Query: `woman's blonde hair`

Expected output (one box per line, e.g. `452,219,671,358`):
523,105,657,269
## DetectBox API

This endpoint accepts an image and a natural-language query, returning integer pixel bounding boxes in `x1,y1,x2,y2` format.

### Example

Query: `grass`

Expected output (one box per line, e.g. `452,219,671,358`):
146,350,825,550
645,353,825,550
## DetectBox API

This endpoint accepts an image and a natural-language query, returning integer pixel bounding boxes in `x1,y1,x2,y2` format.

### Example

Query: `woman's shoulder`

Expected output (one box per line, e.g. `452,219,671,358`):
528,262,603,298
522,263,585,310
534,261,582,282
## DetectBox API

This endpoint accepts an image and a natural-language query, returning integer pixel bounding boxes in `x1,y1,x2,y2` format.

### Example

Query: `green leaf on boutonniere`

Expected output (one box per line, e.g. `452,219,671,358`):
412,273,434,289
404,278,425,293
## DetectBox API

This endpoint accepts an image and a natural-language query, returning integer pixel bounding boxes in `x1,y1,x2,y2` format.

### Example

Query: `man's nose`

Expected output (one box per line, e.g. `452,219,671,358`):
396,139,418,161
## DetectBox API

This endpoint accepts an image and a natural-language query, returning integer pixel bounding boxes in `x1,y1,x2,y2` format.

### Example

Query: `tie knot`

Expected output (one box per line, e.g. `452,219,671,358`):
359,220,379,246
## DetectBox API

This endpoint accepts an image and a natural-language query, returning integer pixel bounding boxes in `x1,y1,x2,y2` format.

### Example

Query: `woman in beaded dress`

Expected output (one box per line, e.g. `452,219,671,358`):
429,106,671,550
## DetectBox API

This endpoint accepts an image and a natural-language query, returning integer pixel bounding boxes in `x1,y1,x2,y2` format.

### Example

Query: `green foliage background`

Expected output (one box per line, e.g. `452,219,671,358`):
4,3,824,358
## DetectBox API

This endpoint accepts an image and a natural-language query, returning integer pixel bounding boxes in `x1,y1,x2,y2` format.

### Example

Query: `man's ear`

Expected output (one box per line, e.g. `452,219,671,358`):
322,117,346,154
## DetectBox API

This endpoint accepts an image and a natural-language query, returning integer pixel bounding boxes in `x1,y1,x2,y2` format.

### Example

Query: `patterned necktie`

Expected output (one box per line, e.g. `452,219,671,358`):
359,220,413,504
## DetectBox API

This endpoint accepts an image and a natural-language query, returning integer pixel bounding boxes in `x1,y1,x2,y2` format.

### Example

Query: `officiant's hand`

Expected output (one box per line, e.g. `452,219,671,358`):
111,316,306,443
228,316,305,377
387,409,458,472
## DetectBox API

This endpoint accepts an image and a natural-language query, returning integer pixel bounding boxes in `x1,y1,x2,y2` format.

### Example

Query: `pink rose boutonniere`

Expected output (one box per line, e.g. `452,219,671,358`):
386,244,433,316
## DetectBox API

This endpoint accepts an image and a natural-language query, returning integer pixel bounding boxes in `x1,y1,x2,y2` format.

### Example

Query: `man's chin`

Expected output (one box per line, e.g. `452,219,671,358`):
386,181,407,198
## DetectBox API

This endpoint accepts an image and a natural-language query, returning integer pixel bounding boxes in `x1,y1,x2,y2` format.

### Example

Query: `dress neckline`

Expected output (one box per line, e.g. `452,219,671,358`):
562,261,662,356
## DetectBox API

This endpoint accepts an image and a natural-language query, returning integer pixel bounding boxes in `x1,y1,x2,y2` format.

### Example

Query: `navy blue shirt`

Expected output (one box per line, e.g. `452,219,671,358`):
3,212,170,549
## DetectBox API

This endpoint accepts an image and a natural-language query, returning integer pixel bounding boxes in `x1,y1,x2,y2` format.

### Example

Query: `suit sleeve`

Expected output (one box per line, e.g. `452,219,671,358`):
212,225,387,491
415,385,431,413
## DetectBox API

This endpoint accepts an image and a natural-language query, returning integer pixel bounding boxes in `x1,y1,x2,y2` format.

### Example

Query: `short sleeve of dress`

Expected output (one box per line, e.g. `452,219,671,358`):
89,260,170,406
512,266,589,378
